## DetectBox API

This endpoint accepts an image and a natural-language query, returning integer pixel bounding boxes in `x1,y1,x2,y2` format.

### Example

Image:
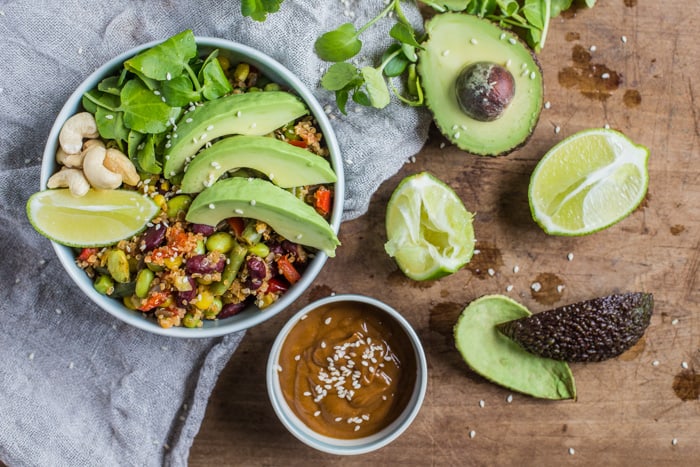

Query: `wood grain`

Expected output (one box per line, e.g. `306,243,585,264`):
190,1,700,465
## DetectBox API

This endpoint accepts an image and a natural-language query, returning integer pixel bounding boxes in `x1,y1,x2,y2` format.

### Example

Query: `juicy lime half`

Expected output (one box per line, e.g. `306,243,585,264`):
27,188,159,247
384,172,475,281
529,128,650,236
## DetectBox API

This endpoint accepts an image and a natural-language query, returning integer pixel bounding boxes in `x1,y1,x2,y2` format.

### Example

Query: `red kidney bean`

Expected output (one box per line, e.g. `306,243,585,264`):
218,302,247,319
185,254,226,275
175,276,197,307
191,223,216,236
246,257,267,290
140,224,166,252
281,240,301,257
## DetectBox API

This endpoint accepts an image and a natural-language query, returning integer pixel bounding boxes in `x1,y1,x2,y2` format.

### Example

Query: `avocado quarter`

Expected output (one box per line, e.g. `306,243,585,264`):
163,91,308,178
179,135,336,193
186,177,340,257
417,13,543,156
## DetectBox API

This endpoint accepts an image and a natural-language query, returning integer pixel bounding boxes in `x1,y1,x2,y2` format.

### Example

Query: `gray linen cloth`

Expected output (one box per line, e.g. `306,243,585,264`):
0,0,430,465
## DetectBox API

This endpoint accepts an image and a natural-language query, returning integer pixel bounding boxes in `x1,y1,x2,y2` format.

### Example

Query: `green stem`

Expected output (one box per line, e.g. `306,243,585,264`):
184,63,202,93
356,0,399,36
394,0,411,27
538,0,552,50
377,48,402,74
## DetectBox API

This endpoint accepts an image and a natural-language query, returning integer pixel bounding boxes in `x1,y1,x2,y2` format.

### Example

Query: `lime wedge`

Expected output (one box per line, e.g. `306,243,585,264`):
529,128,650,236
27,188,159,247
384,172,475,281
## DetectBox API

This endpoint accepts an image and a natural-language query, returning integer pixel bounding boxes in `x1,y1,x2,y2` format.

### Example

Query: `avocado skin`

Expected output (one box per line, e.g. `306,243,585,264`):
497,292,654,362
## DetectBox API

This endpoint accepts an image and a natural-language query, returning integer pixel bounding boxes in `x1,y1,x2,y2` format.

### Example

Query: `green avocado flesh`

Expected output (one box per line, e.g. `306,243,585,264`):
180,135,336,193
454,295,576,400
417,13,543,156
497,293,654,362
163,91,308,178
185,177,339,257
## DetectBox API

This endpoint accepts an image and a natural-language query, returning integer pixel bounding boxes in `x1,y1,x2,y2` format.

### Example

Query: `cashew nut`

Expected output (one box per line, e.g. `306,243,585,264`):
82,144,122,189
56,147,84,168
47,167,91,197
59,112,100,154
104,148,140,186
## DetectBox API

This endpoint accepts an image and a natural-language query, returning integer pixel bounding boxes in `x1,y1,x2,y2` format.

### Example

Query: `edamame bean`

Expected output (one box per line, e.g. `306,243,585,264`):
264,82,280,92
135,268,155,298
167,194,192,220
248,242,270,258
206,232,235,253
106,249,130,283
94,275,114,295
183,312,202,328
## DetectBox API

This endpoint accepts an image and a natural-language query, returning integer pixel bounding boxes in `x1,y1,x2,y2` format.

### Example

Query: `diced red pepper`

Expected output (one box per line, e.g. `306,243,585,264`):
288,139,307,148
138,291,170,311
226,217,245,237
77,248,98,262
277,256,301,285
313,187,332,216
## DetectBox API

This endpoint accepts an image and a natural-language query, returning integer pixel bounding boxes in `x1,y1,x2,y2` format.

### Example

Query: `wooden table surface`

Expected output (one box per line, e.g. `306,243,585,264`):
190,1,700,465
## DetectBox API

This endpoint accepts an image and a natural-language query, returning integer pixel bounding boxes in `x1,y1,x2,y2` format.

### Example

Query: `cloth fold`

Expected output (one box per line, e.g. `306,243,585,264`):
0,1,430,465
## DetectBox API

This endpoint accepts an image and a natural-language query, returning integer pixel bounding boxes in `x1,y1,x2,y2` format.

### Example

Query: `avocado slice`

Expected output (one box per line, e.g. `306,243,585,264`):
163,91,308,178
179,135,336,193
186,177,340,257
417,13,543,156
497,292,654,362
454,295,576,400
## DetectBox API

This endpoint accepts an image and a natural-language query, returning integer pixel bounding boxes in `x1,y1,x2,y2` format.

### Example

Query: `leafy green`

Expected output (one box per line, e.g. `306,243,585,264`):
82,29,235,176
314,23,363,62
240,0,284,22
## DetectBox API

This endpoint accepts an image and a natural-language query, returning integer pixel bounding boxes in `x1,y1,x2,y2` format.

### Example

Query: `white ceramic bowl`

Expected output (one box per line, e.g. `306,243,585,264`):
40,37,344,338
267,294,428,455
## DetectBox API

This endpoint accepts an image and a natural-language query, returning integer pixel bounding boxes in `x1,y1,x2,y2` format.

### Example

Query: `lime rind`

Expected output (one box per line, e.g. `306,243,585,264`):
26,188,159,247
385,172,475,281
529,128,650,236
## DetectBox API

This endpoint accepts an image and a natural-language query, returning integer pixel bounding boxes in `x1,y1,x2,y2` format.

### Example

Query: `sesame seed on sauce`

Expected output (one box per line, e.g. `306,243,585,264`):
325,317,332,325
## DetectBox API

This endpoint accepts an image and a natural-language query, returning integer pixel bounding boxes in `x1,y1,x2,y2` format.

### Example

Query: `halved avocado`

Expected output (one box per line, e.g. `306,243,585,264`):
417,13,543,156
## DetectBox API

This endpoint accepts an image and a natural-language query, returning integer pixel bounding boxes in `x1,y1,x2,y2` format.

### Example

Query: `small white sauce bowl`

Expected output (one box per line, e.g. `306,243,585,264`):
267,294,428,455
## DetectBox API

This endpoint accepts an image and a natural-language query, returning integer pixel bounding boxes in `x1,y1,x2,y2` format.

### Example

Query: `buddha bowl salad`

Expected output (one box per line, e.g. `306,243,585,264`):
27,30,340,329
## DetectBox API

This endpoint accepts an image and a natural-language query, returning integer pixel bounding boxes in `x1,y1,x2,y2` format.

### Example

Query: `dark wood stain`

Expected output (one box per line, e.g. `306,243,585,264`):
624,0,638,7
565,31,581,42
465,242,504,279
558,45,622,101
623,89,642,108
307,284,334,302
429,301,464,341
530,272,564,306
670,224,685,236
673,369,700,401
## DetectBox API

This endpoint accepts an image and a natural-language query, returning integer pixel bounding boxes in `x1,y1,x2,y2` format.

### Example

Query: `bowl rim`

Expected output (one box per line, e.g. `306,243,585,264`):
266,293,428,455
40,35,345,338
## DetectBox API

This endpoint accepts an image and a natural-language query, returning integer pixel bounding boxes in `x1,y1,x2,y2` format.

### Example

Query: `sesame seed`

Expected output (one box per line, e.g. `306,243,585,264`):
301,314,308,320
153,90,161,96
234,208,244,215
321,341,327,349
325,317,332,325
55,308,62,315
78,47,83,55
295,355,301,361
354,425,361,431
621,35,628,43
529,71,536,80
68,362,74,369
672,318,679,325
166,72,172,80
590,45,597,52
681,361,689,369
454,131,461,139
557,284,565,294
604,123,610,129
652,360,660,366
531,282,542,292
500,32,506,40
303,391,311,396
506,285,514,292
208,203,215,209
601,72,610,79
509,38,517,45
487,268,495,276
250,123,257,129
439,142,446,149
505,59,512,67
296,234,303,240
672,438,678,446
236,111,242,117
29,352,34,360
479,399,485,408
569,447,576,455
567,252,574,261
544,101,551,109
314,411,321,417
506,394,513,403
442,50,450,57
206,125,214,131
185,118,193,123
250,199,256,206
554,125,561,134
276,364,282,372
513,265,520,273
470,38,478,45
469,430,476,439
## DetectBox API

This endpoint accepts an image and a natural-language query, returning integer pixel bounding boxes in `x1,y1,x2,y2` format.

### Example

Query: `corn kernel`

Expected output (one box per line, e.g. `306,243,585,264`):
193,289,214,310
164,255,183,270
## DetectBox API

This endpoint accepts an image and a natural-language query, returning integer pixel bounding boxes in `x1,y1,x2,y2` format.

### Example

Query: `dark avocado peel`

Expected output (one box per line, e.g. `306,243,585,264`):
497,292,654,362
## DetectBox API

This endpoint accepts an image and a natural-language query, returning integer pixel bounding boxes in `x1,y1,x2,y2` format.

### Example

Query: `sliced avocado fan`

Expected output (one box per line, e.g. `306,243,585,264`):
186,177,339,257
454,295,576,400
417,13,543,156
497,292,654,362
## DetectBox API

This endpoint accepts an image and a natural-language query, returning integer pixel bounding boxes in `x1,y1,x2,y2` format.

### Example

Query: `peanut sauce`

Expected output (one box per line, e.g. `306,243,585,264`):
277,300,417,439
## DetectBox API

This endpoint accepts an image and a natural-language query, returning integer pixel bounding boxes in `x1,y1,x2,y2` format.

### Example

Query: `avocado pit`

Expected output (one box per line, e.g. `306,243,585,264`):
455,62,515,122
